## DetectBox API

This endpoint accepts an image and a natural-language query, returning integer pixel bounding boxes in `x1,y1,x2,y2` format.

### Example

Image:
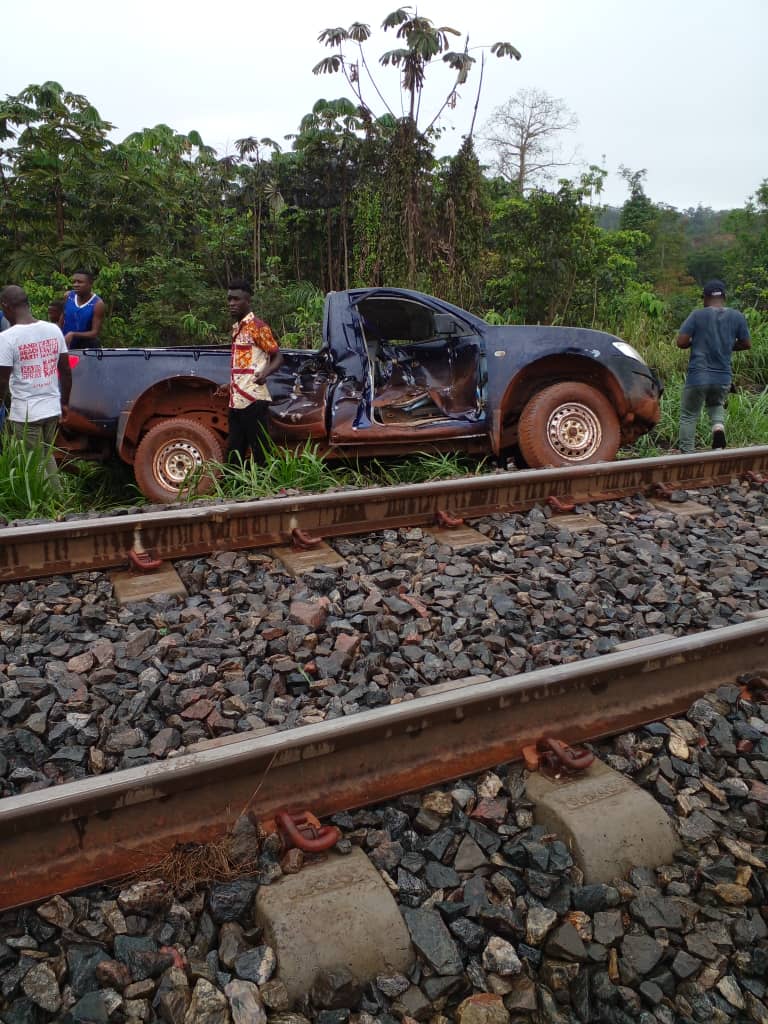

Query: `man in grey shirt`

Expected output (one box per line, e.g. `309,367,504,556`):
676,280,751,452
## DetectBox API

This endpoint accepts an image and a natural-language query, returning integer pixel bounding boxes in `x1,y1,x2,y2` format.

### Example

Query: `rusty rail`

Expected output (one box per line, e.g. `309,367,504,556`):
1,618,766,910
1,447,767,583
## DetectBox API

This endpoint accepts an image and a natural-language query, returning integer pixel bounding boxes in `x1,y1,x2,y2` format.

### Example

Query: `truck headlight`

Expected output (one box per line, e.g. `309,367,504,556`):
612,341,645,363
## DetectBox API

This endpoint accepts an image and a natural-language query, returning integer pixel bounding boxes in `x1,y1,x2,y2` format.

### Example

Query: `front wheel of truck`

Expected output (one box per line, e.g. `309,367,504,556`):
134,417,225,503
517,382,620,468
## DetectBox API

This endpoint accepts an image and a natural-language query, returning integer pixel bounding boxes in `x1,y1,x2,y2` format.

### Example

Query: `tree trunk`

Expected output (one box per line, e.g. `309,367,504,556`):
341,166,349,290
256,195,263,288
326,207,334,291
406,183,417,287
257,195,264,288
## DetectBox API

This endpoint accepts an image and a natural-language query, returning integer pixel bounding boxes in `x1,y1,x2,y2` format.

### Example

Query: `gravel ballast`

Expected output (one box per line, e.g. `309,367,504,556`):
2,483,767,797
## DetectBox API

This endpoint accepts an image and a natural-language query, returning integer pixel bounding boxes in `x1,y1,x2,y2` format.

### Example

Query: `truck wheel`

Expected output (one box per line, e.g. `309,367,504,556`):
134,418,225,503
518,383,620,467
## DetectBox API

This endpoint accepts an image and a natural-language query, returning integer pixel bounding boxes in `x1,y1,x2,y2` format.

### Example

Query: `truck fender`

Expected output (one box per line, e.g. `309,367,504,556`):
116,376,227,463
491,354,626,455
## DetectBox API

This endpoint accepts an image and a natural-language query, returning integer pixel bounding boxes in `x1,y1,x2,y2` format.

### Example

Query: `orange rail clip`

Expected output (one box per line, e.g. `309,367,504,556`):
743,471,768,485
435,509,465,529
291,528,323,550
261,810,341,853
738,674,768,702
127,528,162,572
547,495,576,514
651,482,675,500
523,737,594,778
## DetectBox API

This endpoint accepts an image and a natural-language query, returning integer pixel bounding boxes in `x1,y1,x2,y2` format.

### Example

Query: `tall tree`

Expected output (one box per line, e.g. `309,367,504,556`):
290,98,363,290
314,8,520,286
435,136,488,308
0,81,113,276
480,88,578,192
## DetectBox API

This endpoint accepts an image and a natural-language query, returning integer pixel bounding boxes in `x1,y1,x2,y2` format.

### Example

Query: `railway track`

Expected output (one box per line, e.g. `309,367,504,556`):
2,446,768,583
1,617,766,911
2,449,768,1021
1,449,767,904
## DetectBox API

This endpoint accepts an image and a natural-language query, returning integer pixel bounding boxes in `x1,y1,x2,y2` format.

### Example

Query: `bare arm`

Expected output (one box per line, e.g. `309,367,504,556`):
676,333,692,350
254,349,284,384
57,353,72,408
0,365,10,399
733,337,751,351
64,298,105,345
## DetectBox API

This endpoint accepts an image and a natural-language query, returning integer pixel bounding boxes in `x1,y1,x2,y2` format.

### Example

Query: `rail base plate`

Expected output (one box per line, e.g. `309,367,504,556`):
545,512,604,533
649,499,711,519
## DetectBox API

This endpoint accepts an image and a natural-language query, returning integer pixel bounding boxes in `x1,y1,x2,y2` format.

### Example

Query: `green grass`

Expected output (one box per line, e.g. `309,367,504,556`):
348,451,487,487
0,433,144,522
0,434,66,520
196,439,344,500
185,437,486,502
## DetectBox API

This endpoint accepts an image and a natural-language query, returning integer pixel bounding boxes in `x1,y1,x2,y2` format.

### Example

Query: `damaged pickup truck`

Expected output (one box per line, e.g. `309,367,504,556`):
59,287,662,502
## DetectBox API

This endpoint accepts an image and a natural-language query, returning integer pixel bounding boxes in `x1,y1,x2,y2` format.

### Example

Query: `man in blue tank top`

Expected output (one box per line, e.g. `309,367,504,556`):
62,269,105,350
676,280,750,452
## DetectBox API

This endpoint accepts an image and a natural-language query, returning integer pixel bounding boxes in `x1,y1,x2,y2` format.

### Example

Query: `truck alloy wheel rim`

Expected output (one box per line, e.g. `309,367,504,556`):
546,402,602,461
154,440,204,488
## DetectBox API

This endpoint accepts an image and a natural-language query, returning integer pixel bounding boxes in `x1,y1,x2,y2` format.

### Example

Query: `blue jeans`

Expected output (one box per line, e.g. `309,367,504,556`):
678,384,730,453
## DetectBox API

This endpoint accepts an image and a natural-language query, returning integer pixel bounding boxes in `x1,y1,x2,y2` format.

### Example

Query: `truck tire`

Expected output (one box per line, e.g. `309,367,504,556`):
518,382,620,467
134,418,225,503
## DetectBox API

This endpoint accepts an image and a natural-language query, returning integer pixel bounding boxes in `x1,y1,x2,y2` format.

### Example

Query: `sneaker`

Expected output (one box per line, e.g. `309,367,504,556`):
712,426,726,449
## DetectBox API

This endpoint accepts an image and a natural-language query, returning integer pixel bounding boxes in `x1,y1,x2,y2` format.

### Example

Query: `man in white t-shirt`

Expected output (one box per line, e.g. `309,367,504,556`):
0,284,72,482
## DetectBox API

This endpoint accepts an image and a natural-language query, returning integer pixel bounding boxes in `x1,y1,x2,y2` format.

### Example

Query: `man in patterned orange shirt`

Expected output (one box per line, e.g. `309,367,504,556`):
226,279,283,462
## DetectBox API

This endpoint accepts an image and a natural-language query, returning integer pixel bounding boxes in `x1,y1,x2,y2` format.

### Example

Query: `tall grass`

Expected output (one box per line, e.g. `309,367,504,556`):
0,434,143,521
198,439,343,500
188,438,485,502
0,435,65,520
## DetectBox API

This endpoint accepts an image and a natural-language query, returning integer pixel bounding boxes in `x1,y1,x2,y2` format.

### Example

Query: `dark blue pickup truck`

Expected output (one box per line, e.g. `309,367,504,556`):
61,287,662,502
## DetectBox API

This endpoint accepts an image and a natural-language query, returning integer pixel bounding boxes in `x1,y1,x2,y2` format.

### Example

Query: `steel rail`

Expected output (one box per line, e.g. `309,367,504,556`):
1,447,767,583
1,618,766,910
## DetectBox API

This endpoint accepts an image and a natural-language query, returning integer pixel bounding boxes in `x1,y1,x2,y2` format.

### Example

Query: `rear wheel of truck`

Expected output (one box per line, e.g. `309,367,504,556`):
134,418,225,503
518,382,620,468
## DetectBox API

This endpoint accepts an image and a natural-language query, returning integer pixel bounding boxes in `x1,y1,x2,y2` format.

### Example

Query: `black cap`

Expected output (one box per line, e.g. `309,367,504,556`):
703,279,726,297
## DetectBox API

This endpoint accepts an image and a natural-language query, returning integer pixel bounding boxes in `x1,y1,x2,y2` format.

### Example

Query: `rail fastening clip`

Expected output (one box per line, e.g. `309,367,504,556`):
261,810,341,854
127,528,162,573
523,737,595,779
290,528,324,551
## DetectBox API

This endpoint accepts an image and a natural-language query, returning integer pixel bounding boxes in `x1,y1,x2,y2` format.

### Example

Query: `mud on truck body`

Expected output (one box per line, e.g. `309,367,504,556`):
59,287,662,503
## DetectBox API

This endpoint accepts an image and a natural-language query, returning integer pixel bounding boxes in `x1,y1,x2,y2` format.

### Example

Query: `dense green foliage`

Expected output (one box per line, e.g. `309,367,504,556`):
1,74,766,350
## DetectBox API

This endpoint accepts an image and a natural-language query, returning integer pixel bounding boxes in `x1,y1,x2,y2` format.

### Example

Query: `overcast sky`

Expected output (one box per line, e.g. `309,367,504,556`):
5,0,767,210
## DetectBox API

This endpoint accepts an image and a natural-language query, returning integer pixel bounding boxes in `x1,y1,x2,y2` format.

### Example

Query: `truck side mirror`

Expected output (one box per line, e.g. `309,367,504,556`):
434,313,459,336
